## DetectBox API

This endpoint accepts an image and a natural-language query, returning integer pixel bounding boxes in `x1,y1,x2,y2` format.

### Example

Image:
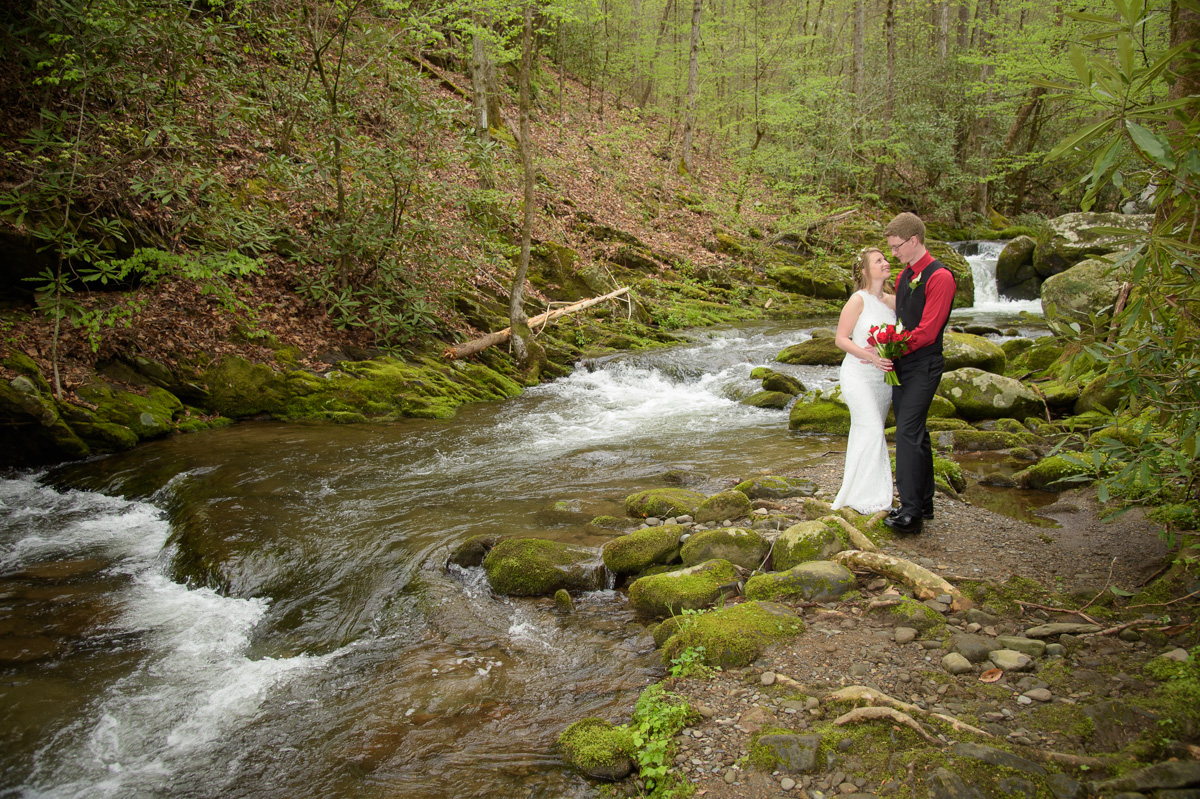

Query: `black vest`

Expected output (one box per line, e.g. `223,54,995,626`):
895,260,951,361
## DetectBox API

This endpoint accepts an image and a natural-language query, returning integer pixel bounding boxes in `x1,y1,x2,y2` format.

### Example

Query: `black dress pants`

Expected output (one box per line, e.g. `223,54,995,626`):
891,354,944,516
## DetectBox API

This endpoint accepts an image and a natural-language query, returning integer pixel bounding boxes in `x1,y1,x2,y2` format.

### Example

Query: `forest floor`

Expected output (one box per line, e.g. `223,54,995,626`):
638,455,1195,799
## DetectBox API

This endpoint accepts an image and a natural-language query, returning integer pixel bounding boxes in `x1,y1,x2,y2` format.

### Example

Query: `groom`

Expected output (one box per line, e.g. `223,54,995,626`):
883,213,956,535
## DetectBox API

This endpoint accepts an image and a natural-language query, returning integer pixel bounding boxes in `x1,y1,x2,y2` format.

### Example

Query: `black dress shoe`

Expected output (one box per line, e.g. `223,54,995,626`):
923,508,934,520
883,513,923,534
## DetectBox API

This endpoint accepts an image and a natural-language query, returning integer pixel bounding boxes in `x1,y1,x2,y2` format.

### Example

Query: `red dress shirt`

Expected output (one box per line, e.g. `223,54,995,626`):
895,251,956,354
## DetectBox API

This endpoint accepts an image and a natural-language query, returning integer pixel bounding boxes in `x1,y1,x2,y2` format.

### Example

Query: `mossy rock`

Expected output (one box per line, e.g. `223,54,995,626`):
201,355,295,418
872,596,946,632
1036,379,1082,411
1001,338,1036,361
940,428,1039,453
0,376,91,464
776,337,844,366
928,394,958,418
939,368,1047,421
788,388,851,435
766,263,851,301
934,455,967,493
482,538,606,596
996,235,1039,298
1074,373,1128,415
448,534,507,569
943,332,1006,374
74,379,183,439
602,524,686,575
586,515,630,534
743,390,793,409
1014,455,1096,491
694,489,752,524
625,488,705,519
1007,337,1066,376
760,370,805,396
660,600,804,669
734,475,818,500
1033,212,1152,277
680,527,768,569
558,718,635,781
627,558,739,618
744,560,856,603
773,520,846,571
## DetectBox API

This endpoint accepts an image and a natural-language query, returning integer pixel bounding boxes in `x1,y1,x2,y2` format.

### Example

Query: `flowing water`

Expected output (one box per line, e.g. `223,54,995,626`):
1,245,1045,798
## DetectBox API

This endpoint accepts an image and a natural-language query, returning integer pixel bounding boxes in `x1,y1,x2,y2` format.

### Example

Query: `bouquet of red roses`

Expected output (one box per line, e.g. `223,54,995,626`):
866,322,914,386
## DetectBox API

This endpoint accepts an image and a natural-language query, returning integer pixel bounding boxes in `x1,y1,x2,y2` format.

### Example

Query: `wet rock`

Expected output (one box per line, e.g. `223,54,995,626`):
755,733,822,773
483,538,606,596
447,534,506,568
1047,773,1085,799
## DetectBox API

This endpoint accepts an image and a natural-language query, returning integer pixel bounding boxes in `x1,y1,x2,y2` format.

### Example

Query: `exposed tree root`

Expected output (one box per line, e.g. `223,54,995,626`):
832,706,944,745
832,550,971,610
822,515,878,552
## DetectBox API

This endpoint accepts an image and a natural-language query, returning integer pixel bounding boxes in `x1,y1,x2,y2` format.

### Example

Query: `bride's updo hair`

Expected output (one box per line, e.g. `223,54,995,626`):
854,247,891,293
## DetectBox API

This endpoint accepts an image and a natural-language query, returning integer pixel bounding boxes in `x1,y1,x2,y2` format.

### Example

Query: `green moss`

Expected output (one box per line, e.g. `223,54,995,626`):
933,455,966,492
788,394,851,435
602,524,686,575
482,538,602,596
772,520,845,570
1014,454,1096,490
628,559,738,617
625,488,705,519
558,717,635,771
679,526,766,569
660,600,804,668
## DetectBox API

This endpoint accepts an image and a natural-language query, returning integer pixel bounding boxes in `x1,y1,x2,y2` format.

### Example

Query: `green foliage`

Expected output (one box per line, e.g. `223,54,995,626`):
667,645,716,679
627,683,695,796
1040,0,1199,518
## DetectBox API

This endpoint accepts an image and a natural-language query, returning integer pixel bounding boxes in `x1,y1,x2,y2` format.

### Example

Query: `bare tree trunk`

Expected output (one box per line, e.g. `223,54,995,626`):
957,0,969,49
511,3,541,372
874,0,895,192
852,0,864,95
678,0,702,175
638,0,676,106
938,0,949,57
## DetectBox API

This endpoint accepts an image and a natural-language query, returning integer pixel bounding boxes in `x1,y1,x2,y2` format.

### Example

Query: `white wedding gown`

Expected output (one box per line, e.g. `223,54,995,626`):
830,291,897,514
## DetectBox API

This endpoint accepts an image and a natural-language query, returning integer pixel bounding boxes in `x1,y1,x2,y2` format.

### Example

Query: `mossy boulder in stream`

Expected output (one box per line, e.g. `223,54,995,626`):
939,368,1047,421
753,369,805,396
1074,372,1129,415
694,489,752,524
743,390,793,409
788,388,851,435
75,378,183,439
680,527,768,570
660,600,804,669
744,560,856,603
0,371,91,464
772,520,847,571
482,538,606,596
943,332,1006,374
625,488,705,519
1040,256,1129,328
776,337,844,366
602,524,686,576
627,559,739,617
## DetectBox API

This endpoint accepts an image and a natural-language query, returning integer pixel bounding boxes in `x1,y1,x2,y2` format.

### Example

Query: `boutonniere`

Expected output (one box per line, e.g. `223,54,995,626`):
908,272,923,291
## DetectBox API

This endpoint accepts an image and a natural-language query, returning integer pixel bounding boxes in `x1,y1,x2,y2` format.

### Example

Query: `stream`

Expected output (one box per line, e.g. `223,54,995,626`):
1,244,1045,798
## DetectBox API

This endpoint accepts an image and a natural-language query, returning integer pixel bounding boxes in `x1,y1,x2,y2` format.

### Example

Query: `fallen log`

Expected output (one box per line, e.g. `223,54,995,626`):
444,287,630,360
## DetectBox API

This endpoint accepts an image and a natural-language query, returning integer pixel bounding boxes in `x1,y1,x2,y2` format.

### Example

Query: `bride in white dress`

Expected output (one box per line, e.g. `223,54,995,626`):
830,247,898,514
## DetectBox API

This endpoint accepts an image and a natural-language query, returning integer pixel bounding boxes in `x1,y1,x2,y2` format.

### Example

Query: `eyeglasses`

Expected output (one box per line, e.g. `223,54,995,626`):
887,237,913,252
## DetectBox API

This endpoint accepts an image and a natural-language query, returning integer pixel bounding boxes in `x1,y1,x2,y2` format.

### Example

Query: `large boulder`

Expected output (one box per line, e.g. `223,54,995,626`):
995,235,1039,299
745,560,856,603
1040,257,1129,326
602,524,686,576
680,527,769,570
1033,212,1152,278
772,520,846,571
939,368,1048,421
624,488,705,519
627,559,739,617
776,337,844,366
943,332,1006,374
659,600,804,668
1074,372,1129,415
482,538,606,596
694,489,752,524
788,388,851,435
766,254,853,300
1014,454,1096,491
